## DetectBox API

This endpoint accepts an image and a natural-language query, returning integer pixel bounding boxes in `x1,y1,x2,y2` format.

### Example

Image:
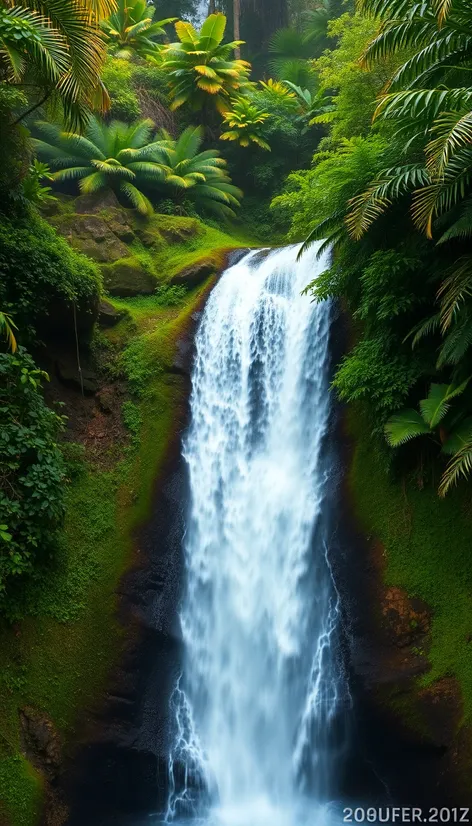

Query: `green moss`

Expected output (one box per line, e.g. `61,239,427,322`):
130,213,255,286
0,757,43,826
349,405,472,722
101,256,157,296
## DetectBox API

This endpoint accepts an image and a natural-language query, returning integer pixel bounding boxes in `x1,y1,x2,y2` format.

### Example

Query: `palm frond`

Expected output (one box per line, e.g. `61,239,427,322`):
420,380,468,427
439,439,472,496
385,409,430,446
437,255,472,331
119,181,153,214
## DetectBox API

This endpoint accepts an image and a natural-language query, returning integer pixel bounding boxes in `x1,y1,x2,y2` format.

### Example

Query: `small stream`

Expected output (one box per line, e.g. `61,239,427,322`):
164,246,351,825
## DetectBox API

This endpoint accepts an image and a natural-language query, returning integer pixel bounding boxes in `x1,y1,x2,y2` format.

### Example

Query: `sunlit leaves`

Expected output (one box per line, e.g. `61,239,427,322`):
159,14,250,113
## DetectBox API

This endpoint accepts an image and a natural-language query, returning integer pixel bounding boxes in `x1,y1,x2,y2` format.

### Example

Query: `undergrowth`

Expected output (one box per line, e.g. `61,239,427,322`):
349,405,472,722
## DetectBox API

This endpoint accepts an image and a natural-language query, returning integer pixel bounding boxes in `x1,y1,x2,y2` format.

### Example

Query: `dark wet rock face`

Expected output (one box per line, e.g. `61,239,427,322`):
334,489,472,808
56,361,99,396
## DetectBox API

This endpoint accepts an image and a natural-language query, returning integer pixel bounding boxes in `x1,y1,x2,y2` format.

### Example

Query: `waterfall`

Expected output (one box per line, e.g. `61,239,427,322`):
165,245,350,826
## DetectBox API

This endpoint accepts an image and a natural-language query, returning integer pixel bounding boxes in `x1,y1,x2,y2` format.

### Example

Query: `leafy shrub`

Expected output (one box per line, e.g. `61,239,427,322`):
101,58,141,121
122,400,142,437
121,336,160,397
0,349,66,604
333,335,425,420
61,441,86,481
154,284,187,306
0,212,101,343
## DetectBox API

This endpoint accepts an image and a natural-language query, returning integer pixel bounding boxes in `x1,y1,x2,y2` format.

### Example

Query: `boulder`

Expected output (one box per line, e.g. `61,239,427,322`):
101,259,157,297
56,360,99,396
96,386,115,415
134,227,163,248
102,208,136,244
55,215,130,263
74,190,121,214
157,217,200,243
170,256,218,288
98,300,128,328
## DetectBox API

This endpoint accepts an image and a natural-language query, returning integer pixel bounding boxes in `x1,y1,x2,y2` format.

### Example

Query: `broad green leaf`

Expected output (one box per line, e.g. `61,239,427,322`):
199,13,226,49
420,380,469,428
385,409,430,447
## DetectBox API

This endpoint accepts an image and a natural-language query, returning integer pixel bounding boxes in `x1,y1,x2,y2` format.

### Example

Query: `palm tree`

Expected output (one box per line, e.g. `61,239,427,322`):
0,0,116,126
100,0,175,60
344,0,472,393
348,0,472,240
220,96,271,150
159,13,250,113
33,116,167,215
151,126,243,217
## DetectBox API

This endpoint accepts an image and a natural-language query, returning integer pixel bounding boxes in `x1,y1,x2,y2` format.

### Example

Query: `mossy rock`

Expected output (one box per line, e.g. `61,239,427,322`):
159,218,200,244
101,258,157,297
134,213,201,243
52,215,131,263
40,193,75,218
100,208,136,244
133,227,165,249
98,300,130,327
170,254,223,288
74,190,121,214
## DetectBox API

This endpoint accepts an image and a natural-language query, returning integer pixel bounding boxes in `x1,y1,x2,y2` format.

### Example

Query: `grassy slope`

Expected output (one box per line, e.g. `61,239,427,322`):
0,215,255,826
349,407,472,723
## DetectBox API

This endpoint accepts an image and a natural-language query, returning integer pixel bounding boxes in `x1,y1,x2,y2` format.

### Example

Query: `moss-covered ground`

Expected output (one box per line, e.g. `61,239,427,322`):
0,213,255,826
349,406,472,723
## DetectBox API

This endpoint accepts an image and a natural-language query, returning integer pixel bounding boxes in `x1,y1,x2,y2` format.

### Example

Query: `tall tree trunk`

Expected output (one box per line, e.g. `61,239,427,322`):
240,0,288,44
233,0,241,58
209,0,215,13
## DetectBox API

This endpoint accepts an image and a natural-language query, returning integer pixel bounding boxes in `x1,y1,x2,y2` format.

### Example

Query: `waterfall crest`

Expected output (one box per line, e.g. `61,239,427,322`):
166,245,349,826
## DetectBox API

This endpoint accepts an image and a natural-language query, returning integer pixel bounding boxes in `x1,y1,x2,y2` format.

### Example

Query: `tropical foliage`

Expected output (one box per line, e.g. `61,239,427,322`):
34,116,167,214
0,212,101,341
274,0,472,494
0,312,17,352
148,126,243,217
159,13,250,112
220,97,271,150
385,382,472,496
100,0,174,60
0,349,65,601
0,0,116,126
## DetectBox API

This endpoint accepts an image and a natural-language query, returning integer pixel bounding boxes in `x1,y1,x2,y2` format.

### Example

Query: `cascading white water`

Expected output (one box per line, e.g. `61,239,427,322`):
166,245,349,826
